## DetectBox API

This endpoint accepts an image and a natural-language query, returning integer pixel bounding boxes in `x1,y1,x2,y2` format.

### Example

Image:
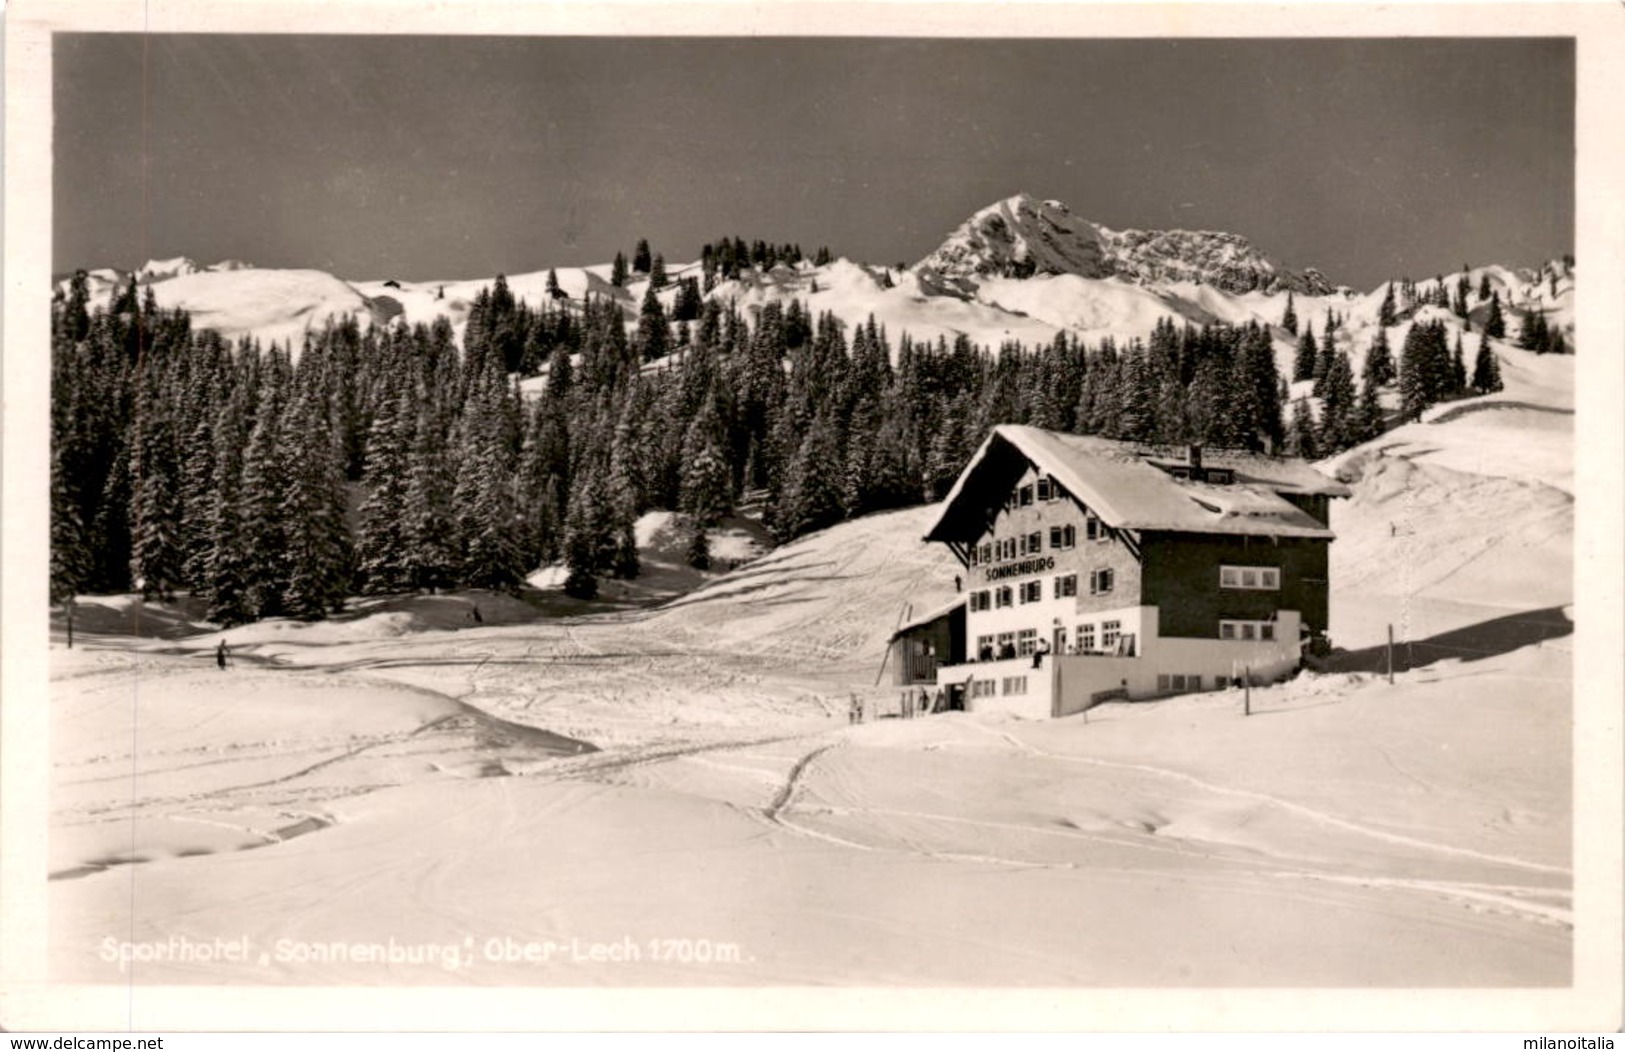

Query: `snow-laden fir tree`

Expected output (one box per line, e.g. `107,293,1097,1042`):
354,392,413,593
1311,325,1333,394
1353,373,1385,445
452,373,525,593
1235,323,1284,452
773,412,846,541
636,285,670,363
279,382,352,619
204,401,253,626
1363,325,1396,388
1484,291,1506,338
178,413,218,590
1286,396,1318,460
239,360,291,618
1316,351,1357,453
679,386,733,526
128,395,184,599
1471,334,1504,394
561,474,607,600
50,444,92,606
401,403,461,593
1293,323,1318,383
1378,283,1398,328
1398,320,1453,421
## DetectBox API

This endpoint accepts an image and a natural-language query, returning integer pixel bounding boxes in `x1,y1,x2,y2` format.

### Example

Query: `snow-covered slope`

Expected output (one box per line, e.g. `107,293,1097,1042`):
153,268,376,351
47,345,1576,994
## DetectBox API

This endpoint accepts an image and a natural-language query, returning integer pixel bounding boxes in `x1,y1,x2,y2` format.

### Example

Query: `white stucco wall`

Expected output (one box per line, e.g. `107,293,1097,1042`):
1141,607,1303,686
1050,607,1304,717
940,656,1054,720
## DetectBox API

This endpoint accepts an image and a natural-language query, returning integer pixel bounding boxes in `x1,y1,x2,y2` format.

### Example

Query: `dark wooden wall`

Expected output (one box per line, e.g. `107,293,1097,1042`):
1140,532,1331,638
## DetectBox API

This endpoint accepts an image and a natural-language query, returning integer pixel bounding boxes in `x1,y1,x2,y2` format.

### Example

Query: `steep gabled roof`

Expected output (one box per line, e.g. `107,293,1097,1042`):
924,425,1348,544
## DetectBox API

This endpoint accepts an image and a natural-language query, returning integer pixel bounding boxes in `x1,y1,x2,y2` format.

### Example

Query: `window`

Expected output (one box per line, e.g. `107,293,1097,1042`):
1002,676,1028,695
1220,619,1276,641
980,542,992,564
1054,573,1078,599
1049,524,1076,550
1090,568,1115,595
1027,531,1042,554
976,635,995,660
972,679,996,698
996,631,1016,658
1220,565,1280,590
1001,538,1017,561
1207,469,1234,485
969,546,979,567
1085,512,1105,542
1020,580,1043,604
1102,620,1121,651
970,590,991,612
1017,629,1038,656
1036,477,1051,501
1018,485,1034,507
1077,623,1096,652
995,586,1014,609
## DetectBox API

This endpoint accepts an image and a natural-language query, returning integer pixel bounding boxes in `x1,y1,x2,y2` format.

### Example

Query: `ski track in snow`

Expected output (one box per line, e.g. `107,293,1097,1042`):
981,725,1567,877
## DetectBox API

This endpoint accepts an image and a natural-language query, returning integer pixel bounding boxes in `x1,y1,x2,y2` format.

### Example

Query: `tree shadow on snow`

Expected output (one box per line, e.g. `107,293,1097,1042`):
1323,605,1572,675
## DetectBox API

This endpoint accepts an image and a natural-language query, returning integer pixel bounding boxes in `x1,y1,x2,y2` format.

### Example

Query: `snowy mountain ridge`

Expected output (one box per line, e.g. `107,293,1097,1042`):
56,194,1573,368
134,256,257,282
913,193,1337,297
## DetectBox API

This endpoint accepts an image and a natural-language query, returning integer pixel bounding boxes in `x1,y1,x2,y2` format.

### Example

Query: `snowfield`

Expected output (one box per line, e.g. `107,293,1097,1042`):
46,355,1577,991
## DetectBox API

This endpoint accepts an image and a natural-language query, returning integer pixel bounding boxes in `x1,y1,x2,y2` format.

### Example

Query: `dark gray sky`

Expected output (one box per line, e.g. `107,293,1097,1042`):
55,35,1574,289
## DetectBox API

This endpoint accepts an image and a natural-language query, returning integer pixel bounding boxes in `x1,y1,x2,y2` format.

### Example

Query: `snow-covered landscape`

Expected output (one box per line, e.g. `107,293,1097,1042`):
46,203,1579,987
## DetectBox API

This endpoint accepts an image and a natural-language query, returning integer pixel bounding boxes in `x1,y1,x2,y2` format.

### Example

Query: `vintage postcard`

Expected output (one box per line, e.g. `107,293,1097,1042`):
3,0,1621,1035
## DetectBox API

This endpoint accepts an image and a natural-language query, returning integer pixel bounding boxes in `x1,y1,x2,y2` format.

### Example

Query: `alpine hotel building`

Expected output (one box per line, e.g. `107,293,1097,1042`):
891,425,1349,719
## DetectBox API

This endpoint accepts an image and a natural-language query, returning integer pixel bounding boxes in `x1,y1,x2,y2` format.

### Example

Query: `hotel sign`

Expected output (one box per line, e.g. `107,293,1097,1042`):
983,556,1054,582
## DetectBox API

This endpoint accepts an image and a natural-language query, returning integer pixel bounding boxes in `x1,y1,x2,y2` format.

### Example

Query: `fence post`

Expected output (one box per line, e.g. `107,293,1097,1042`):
1243,665,1251,717
1386,624,1395,684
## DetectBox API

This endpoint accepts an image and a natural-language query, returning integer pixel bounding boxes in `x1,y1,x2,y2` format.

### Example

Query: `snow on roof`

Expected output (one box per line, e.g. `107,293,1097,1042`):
924,425,1348,545
890,596,967,640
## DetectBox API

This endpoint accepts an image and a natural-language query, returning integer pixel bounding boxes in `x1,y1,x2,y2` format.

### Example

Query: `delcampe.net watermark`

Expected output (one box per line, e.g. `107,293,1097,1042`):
98,933,751,973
